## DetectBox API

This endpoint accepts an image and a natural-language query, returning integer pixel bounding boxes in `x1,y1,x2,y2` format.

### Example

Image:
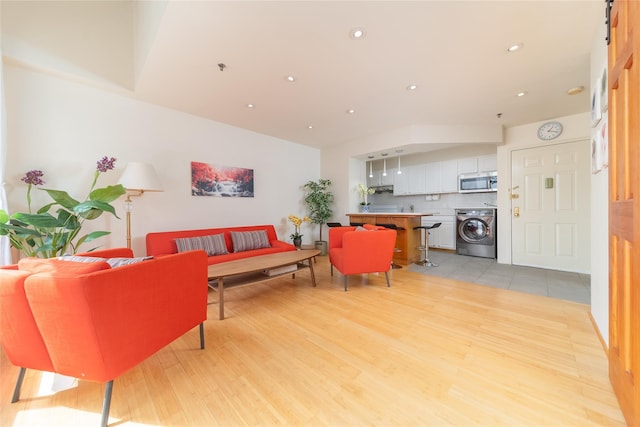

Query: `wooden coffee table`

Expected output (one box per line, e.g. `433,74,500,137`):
207,249,320,319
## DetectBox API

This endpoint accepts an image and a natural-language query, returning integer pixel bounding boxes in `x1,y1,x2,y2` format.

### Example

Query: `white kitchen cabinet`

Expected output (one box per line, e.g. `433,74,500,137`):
425,162,441,193
422,215,456,250
425,160,458,194
440,160,458,193
381,167,395,186
408,165,426,194
394,165,425,195
368,168,396,187
478,154,497,172
458,154,497,175
393,169,409,195
367,172,378,187
458,157,478,174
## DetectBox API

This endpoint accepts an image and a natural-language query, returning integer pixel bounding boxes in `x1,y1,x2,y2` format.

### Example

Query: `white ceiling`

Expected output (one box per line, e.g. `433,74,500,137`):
133,1,602,151
3,1,604,152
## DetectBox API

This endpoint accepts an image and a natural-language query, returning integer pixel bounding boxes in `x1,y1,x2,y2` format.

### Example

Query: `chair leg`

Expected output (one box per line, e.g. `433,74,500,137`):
343,275,348,292
385,271,390,287
330,264,333,276
199,323,205,349
11,367,26,403
100,380,114,427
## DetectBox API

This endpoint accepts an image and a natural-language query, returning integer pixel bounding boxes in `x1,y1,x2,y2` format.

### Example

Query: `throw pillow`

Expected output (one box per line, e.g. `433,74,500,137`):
230,230,271,252
175,234,229,256
104,257,153,268
58,255,152,268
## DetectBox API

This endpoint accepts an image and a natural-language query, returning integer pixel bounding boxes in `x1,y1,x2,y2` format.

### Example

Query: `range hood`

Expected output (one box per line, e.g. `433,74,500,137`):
370,185,394,193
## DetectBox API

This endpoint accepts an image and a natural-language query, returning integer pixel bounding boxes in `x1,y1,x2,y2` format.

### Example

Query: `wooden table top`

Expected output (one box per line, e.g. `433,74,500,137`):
207,249,320,278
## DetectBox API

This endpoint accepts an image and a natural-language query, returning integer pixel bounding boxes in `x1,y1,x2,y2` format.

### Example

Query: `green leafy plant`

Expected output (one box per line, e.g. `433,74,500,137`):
303,179,334,242
0,156,126,258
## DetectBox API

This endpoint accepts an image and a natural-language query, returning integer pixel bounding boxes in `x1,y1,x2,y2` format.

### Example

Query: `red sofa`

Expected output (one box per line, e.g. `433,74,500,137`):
0,247,208,427
146,224,296,264
329,225,397,291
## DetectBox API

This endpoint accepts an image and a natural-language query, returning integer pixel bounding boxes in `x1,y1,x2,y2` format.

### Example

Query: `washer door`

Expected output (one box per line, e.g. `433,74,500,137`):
458,217,493,244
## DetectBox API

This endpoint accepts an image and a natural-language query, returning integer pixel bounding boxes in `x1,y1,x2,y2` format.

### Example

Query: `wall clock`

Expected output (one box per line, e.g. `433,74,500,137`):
537,121,563,141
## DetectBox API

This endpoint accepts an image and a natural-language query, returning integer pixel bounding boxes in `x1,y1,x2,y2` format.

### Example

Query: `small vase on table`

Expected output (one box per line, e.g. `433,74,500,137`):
293,236,302,248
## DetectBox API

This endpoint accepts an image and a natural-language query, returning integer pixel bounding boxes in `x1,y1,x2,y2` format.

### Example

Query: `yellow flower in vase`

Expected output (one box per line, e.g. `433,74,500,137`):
288,214,311,247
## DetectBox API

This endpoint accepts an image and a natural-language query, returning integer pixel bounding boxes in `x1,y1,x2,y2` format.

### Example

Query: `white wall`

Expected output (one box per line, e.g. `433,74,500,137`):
4,64,319,257
589,21,609,347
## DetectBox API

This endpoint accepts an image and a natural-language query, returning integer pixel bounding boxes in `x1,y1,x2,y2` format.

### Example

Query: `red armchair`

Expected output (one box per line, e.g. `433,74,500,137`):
0,247,208,427
328,225,397,291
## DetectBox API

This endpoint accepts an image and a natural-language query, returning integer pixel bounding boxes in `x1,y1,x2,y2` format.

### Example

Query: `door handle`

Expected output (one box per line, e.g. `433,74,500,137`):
513,207,520,217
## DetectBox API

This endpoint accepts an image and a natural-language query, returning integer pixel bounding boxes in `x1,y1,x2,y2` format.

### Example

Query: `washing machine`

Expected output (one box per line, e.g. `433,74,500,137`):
455,209,497,259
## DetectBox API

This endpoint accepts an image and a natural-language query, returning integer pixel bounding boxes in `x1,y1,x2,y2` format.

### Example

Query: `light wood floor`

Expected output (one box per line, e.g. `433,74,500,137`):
1,256,625,426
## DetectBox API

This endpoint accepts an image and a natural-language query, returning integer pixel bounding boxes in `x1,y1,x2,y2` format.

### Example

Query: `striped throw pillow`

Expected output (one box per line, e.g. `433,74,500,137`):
230,230,271,252
175,234,229,256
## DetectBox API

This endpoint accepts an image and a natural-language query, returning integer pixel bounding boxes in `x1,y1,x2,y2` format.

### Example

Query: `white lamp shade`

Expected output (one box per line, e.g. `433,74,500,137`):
117,162,163,192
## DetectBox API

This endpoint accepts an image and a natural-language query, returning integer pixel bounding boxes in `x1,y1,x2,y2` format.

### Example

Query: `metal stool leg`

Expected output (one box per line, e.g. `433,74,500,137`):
414,225,438,268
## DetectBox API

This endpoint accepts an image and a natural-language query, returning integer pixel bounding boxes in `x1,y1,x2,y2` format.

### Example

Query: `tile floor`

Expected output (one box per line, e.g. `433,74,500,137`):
407,250,591,304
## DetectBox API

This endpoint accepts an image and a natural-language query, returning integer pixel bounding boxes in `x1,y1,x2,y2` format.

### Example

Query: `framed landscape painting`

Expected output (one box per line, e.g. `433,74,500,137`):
191,161,254,197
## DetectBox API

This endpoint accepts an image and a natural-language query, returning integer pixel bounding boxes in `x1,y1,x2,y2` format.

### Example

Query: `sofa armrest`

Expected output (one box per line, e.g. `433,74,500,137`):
328,226,357,250
24,250,208,382
0,269,54,372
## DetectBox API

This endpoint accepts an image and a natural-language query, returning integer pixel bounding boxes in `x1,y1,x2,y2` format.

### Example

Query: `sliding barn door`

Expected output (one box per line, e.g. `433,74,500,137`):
608,1,639,425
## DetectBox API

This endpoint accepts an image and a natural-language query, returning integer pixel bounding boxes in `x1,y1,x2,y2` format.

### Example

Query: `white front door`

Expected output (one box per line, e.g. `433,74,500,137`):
510,140,590,273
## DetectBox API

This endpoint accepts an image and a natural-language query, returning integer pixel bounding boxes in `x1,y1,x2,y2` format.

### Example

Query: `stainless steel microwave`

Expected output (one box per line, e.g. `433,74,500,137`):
459,171,498,193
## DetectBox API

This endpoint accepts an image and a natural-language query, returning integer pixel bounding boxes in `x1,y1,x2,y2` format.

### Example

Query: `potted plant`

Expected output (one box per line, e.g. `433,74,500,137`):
0,156,126,258
287,214,310,248
357,183,375,212
303,179,333,255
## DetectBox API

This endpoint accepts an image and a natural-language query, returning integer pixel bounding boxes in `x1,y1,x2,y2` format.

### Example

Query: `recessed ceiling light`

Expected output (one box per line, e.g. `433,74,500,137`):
567,86,585,95
307,125,313,129
406,84,418,91
507,43,524,52
516,91,528,97
350,28,366,39
286,75,296,82
347,109,355,114
247,103,255,108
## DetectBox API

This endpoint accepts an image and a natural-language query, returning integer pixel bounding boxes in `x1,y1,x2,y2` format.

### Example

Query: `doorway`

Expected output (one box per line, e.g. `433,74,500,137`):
510,140,590,273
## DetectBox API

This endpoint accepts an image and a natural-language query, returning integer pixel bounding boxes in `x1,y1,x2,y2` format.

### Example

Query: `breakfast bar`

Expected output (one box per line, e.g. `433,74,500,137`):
345,213,433,266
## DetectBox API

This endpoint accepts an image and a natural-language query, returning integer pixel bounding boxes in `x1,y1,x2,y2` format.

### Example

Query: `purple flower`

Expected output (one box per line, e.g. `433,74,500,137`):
21,170,45,186
96,156,117,173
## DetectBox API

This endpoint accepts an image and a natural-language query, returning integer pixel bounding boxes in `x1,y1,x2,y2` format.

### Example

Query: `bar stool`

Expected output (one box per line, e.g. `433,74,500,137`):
413,223,441,267
377,223,404,269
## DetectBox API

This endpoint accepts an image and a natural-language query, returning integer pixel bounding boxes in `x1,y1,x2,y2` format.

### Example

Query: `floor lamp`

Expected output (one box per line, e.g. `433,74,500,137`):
117,162,163,249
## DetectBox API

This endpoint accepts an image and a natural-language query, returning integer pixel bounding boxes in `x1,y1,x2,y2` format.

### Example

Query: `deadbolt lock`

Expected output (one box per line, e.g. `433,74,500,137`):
513,207,520,217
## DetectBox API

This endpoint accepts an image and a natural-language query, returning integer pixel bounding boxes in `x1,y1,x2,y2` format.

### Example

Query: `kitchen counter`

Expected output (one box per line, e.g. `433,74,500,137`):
346,212,434,217
345,212,434,265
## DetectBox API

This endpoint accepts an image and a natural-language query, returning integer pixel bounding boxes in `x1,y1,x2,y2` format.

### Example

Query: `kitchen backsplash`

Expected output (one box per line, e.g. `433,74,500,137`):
369,191,498,215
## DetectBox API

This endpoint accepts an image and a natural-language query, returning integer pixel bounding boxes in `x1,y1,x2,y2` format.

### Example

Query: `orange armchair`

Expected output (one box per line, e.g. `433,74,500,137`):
0,247,208,427
328,225,397,291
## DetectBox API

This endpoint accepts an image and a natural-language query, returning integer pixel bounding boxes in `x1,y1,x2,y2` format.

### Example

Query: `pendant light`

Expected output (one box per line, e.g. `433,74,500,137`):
368,161,373,178
397,156,402,174
382,158,387,176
